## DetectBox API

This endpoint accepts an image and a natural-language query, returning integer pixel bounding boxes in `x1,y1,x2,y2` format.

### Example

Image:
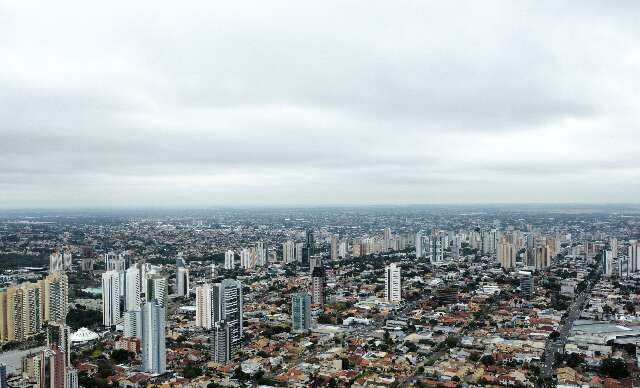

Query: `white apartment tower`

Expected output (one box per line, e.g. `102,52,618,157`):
102,270,121,327
141,302,166,374
125,265,142,312
384,263,401,302
224,250,235,270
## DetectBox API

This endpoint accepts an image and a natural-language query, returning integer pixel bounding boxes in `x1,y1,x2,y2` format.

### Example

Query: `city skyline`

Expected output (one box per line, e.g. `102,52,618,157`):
2,1,640,208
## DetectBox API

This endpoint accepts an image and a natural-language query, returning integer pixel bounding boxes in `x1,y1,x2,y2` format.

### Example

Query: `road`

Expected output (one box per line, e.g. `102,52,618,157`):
542,273,599,383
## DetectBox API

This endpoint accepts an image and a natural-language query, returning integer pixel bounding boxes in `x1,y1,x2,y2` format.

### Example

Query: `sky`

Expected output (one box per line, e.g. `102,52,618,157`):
1,1,639,208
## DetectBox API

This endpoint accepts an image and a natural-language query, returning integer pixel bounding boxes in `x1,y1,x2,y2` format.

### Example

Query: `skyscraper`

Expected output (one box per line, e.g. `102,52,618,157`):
304,230,315,267
519,271,534,299
211,321,230,364
383,228,392,251
431,235,443,262
195,283,213,329
629,240,640,272
123,309,142,338
42,272,69,323
125,265,142,312
141,301,166,374
46,322,71,368
0,281,42,342
0,363,6,388
282,241,295,264
498,238,514,269
240,247,256,270
295,242,304,263
49,251,71,273
102,270,121,327
291,292,311,332
610,237,619,259
311,266,326,306
384,263,401,303
146,274,167,308
330,235,338,261
175,254,189,297
338,241,347,259
256,242,267,267
214,279,243,353
224,250,235,270
196,280,243,355
603,250,613,277
535,244,551,269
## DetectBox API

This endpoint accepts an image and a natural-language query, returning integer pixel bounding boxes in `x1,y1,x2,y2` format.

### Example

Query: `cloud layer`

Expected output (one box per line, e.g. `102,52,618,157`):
1,1,640,208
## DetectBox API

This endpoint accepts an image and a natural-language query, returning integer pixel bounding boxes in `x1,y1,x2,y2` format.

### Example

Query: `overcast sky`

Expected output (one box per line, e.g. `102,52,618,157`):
1,1,639,208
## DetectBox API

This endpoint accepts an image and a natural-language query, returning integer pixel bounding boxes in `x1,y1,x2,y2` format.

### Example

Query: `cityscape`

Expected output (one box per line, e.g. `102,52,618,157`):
2,1,640,388
0,206,640,387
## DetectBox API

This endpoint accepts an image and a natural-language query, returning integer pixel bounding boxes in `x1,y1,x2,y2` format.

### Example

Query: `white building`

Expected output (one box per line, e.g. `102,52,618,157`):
224,250,235,270
282,241,295,263
384,263,401,303
195,280,243,355
123,309,142,338
141,302,166,374
49,251,71,273
102,270,121,326
125,266,141,311
603,250,613,277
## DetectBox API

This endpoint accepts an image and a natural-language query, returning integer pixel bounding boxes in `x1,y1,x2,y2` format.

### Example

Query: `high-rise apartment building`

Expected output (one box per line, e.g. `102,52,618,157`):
383,228,392,251
0,363,6,388
211,321,230,364
146,274,167,308
224,250,235,270
256,242,267,267
498,238,515,269
311,266,326,306
125,265,142,312
629,240,640,272
46,322,71,368
384,263,401,303
102,270,121,327
175,254,189,297
195,283,213,329
603,250,613,277
330,235,338,261
195,280,243,355
535,244,551,269
338,241,347,259
0,282,42,342
42,272,69,323
49,250,72,273
123,309,142,338
291,292,311,332
519,271,534,299
282,241,295,264
240,247,257,270
141,301,166,374
295,242,304,263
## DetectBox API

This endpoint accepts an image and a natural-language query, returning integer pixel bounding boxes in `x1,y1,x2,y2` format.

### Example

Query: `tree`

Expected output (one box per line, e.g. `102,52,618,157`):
566,353,584,368
549,331,560,340
110,349,134,363
445,336,460,348
183,365,203,379
625,301,635,315
480,355,496,366
601,357,629,378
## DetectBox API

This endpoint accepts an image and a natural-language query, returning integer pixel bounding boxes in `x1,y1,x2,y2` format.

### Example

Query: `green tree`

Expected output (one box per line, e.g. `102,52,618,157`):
601,357,629,378
480,355,496,366
183,364,203,379
110,349,134,363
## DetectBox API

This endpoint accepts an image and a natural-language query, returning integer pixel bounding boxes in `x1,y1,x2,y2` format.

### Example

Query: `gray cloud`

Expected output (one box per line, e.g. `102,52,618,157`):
0,0,639,208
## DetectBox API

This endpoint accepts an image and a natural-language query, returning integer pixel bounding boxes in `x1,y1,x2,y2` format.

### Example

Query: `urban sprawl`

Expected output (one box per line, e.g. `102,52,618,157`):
0,206,639,388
